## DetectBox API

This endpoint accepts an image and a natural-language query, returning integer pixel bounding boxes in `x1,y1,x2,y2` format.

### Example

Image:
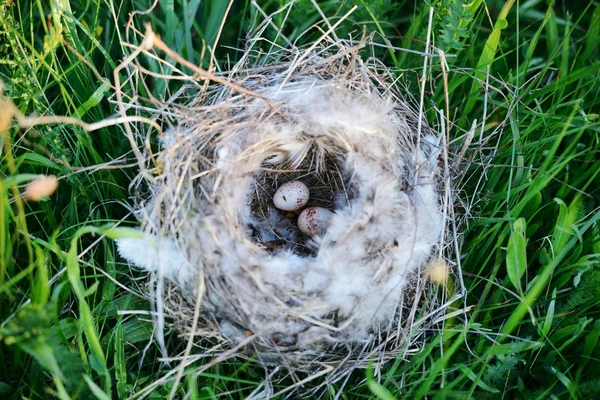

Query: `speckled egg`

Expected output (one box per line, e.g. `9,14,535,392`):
273,181,310,212
298,206,334,237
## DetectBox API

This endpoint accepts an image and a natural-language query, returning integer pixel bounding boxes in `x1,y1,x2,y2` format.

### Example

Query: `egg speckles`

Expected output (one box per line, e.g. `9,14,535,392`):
273,181,310,211
298,207,334,237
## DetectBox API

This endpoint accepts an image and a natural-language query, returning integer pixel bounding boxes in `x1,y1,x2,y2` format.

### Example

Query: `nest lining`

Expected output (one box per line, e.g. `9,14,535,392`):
248,146,351,255
117,48,450,372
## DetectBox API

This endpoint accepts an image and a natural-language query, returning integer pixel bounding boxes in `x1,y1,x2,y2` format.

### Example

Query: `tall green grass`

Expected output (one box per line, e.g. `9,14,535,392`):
1,0,599,398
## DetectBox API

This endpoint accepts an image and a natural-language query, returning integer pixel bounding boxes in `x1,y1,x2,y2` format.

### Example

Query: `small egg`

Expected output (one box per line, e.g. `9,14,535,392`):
298,207,334,237
273,181,309,212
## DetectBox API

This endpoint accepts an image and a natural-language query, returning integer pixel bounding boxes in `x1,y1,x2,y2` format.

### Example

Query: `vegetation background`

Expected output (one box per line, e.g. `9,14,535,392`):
0,0,599,398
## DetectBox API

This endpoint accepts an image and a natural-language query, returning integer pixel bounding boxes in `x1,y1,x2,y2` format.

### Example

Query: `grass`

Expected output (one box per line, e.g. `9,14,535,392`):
1,0,599,398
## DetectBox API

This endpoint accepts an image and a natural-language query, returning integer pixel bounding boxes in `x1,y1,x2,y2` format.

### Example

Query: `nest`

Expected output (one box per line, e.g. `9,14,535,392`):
115,9,466,397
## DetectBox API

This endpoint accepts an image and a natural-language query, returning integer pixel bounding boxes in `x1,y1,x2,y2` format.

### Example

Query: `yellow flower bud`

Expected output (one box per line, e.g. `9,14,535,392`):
426,258,450,285
23,175,59,201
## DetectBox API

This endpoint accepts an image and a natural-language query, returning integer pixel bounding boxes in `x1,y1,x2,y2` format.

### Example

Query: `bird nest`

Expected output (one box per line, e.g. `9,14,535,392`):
115,8,467,397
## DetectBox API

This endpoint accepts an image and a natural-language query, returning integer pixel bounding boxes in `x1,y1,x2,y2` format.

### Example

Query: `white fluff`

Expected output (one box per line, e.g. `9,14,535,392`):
116,235,197,292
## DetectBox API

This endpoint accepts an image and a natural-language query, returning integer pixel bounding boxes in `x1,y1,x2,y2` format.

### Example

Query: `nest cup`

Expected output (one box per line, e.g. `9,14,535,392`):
117,28,462,392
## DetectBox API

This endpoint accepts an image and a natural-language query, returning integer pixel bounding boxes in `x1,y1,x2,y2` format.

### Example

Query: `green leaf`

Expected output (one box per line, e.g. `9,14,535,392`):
538,248,551,266
114,323,127,399
101,227,145,240
83,375,111,400
83,280,100,298
464,0,515,114
507,218,527,293
502,209,600,339
552,197,583,256
560,15,571,81
578,320,600,378
557,318,592,353
541,289,556,337
459,364,500,393
17,153,62,170
367,361,396,400
2,174,49,186
0,382,13,395
582,4,600,61
32,247,50,305
489,339,543,356
570,254,600,287
73,83,110,119
367,380,396,400
66,226,112,392
548,367,578,399
545,6,558,55
496,18,508,30
521,191,542,219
